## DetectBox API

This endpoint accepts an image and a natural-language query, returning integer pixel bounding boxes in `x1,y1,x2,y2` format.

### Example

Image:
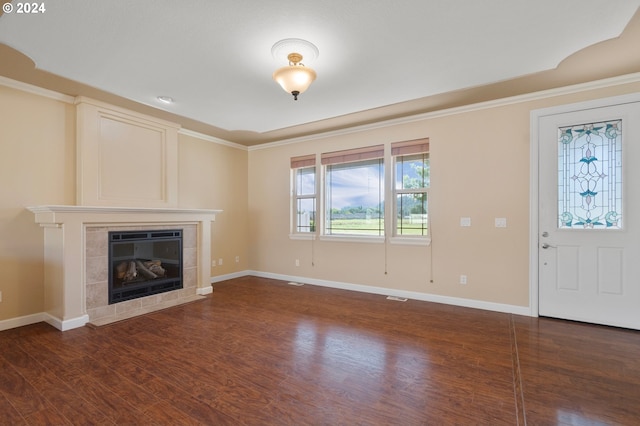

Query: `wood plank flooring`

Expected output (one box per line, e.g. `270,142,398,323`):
1,276,639,425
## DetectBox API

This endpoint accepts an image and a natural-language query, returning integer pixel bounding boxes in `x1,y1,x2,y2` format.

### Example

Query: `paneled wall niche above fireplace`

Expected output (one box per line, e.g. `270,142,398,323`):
27,101,222,331
109,230,183,304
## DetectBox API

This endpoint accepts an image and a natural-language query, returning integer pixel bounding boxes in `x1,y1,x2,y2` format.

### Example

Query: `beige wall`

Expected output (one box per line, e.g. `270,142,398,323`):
248,81,640,308
178,133,248,277
0,85,249,323
2,76,639,324
0,85,75,321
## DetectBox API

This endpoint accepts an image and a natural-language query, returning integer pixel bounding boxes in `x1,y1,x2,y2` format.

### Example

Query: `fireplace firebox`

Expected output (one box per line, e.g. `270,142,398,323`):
108,230,183,304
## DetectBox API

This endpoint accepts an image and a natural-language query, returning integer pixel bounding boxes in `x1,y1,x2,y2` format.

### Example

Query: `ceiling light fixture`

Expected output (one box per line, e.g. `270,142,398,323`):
272,38,318,101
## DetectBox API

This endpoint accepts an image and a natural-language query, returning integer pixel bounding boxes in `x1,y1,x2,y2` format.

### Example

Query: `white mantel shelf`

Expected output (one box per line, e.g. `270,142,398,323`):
29,205,221,223
28,205,222,331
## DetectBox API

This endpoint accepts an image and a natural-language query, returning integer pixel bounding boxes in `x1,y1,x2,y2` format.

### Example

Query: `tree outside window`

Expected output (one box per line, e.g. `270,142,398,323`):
393,140,429,237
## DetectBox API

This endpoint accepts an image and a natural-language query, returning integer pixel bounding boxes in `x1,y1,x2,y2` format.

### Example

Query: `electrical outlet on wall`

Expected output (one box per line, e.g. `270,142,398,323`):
211,260,216,267
495,217,507,228
218,258,223,266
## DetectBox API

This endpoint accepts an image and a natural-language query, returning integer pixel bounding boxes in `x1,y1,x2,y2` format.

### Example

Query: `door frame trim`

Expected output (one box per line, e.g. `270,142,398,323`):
529,92,640,317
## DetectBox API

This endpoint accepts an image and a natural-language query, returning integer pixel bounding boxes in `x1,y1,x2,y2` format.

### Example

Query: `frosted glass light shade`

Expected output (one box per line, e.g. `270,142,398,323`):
273,64,317,98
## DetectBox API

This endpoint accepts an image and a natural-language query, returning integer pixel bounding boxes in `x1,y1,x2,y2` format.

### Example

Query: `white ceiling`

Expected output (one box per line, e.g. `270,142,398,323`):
1,0,639,139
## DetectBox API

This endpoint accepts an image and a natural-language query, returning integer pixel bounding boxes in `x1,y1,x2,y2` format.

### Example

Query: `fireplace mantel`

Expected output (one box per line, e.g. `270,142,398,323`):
29,205,222,220
28,205,221,330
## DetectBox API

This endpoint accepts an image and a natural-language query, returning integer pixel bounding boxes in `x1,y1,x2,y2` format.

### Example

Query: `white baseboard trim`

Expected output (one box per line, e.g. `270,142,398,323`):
211,271,252,283
0,270,536,331
246,270,532,317
0,271,531,332
0,312,89,332
0,312,45,332
44,313,90,331
197,285,214,296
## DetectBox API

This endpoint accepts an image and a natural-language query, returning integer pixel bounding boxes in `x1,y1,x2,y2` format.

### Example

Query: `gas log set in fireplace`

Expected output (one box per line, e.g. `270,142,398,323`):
109,230,183,304
116,258,167,282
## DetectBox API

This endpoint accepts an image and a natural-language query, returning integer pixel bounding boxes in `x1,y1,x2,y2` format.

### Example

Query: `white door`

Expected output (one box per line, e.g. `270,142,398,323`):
538,97,640,330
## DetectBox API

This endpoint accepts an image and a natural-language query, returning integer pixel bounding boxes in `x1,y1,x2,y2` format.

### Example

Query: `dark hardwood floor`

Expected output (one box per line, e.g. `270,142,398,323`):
1,276,639,425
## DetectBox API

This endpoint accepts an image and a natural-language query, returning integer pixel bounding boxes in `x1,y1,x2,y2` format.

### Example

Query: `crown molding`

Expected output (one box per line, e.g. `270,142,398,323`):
0,75,247,150
0,75,75,103
249,72,640,151
178,128,248,151
3,71,639,152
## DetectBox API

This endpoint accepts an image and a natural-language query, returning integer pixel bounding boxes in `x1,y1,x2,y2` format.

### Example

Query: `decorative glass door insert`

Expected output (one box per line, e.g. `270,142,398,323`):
557,120,622,229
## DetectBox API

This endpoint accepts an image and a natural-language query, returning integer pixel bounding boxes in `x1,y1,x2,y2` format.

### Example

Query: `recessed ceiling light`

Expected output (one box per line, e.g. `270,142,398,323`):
157,96,174,104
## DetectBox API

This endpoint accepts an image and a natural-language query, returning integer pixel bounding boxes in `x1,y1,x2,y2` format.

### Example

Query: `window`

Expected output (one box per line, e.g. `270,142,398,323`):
557,120,622,229
290,139,430,243
322,145,385,236
392,139,430,237
291,155,316,234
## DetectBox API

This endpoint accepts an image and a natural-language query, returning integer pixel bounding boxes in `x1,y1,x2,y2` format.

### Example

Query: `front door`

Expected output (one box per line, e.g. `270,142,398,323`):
537,96,640,330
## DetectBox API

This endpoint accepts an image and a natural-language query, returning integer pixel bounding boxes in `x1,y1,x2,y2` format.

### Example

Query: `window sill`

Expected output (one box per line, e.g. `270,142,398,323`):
389,236,431,246
319,235,385,244
289,233,317,241
289,234,430,245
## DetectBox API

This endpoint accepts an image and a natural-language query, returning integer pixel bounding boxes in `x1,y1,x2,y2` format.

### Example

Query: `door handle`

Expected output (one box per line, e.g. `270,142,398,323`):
541,243,556,249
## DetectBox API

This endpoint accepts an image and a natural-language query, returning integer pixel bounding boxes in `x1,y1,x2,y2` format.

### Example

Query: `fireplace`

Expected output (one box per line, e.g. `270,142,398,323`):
29,205,220,330
109,229,183,304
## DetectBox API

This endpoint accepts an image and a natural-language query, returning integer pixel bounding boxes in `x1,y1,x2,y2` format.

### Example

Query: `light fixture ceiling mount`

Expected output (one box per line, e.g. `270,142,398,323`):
272,38,318,101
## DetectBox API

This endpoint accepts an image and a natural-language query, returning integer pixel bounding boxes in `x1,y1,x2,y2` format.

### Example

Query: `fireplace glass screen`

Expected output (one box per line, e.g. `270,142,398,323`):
109,230,183,304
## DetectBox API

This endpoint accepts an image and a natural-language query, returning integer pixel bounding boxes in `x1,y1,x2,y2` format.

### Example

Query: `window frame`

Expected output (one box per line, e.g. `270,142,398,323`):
290,155,317,240
390,139,430,245
320,145,385,242
289,139,430,246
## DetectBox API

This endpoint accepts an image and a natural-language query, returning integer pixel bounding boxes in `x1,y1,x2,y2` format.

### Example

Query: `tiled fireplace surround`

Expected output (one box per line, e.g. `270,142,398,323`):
29,206,220,331
85,223,198,326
